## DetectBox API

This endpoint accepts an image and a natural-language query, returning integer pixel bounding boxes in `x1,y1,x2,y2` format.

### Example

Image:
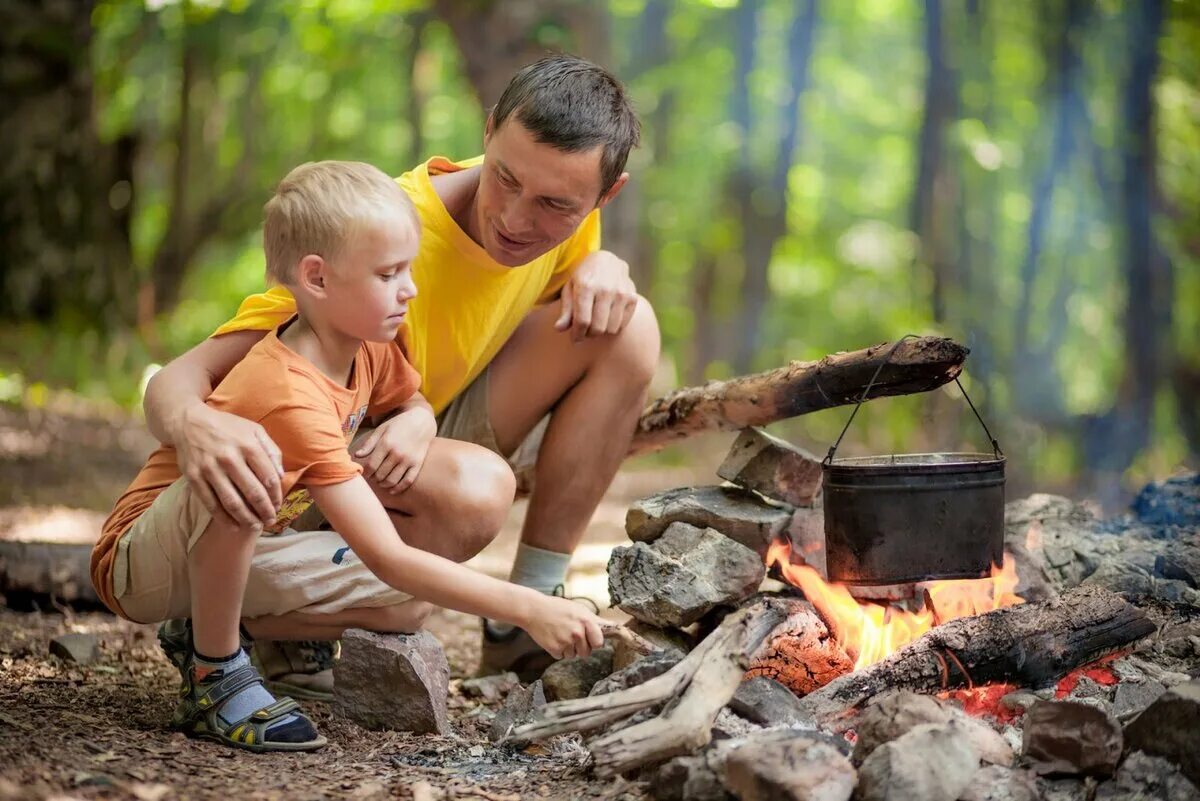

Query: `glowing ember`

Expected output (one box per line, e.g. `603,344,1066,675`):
944,684,1020,724
765,538,1025,669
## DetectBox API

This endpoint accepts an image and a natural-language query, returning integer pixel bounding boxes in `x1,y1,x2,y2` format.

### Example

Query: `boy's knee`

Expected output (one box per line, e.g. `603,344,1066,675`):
376,600,433,633
444,448,514,561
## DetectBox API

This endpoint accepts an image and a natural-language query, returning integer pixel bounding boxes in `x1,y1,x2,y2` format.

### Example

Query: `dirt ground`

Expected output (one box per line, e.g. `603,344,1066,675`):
0,401,715,801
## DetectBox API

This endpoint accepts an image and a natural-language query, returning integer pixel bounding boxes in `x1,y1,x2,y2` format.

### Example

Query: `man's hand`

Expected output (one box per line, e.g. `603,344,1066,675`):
354,405,437,493
554,250,639,342
175,403,283,527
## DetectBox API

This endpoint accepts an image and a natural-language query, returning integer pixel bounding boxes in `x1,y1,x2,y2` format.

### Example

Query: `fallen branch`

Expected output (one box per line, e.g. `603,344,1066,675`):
629,336,967,456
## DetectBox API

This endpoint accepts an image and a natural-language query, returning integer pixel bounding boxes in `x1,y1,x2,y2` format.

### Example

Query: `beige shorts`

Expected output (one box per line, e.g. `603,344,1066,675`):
437,367,549,495
111,477,410,624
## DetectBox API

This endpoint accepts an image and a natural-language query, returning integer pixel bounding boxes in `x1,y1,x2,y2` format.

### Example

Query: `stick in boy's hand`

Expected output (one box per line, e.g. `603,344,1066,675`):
600,622,658,657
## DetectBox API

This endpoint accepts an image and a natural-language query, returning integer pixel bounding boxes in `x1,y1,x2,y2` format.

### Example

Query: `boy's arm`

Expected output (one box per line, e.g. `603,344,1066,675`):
309,477,605,659
143,330,283,527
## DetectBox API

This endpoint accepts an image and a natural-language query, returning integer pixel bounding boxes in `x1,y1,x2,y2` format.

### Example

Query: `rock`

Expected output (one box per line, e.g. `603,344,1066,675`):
1038,777,1097,801
48,633,99,665
721,733,856,801
1156,548,1200,589
729,676,810,727
1095,751,1200,801
1123,679,1200,787
590,649,683,696
1082,561,1154,596
856,722,979,801
711,707,764,741
540,647,613,701
852,692,1012,768
460,672,519,703
1065,674,1112,702
787,506,827,577
1111,678,1167,721
717,428,823,508
1132,473,1200,528
611,621,692,671
626,486,792,555
1000,691,1040,714
334,629,449,734
488,679,547,743
1022,700,1123,777
608,522,766,627
958,765,1041,801
654,744,737,801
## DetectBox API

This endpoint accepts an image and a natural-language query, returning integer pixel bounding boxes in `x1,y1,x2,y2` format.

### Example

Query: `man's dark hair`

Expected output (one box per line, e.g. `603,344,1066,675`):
492,54,640,196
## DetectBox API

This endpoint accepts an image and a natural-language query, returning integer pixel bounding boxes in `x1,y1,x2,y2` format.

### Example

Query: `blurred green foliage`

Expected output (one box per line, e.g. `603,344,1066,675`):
1,0,1196,502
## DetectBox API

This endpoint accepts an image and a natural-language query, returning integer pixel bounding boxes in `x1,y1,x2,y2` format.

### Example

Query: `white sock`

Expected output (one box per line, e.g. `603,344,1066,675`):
489,543,572,634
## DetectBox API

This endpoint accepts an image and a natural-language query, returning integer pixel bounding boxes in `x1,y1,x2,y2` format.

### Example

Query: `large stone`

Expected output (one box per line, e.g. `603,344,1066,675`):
1124,680,1200,787
1156,548,1200,589
334,629,449,734
717,428,823,508
1095,751,1200,801
488,679,546,743
721,734,856,801
611,621,692,671
654,744,736,801
852,691,1011,768
49,633,100,666
729,676,810,727
1022,701,1123,777
626,486,792,555
540,647,613,701
1112,677,1167,721
787,506,827,577
855,722,979,801
590,649,683,696
958,765,1041,801
1132,473,1200,528
608,522,766,627
460,672,519,703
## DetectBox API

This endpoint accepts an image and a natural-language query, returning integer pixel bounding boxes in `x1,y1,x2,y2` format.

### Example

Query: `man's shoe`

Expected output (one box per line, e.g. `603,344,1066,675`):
477,585,600,682
251,640,337,702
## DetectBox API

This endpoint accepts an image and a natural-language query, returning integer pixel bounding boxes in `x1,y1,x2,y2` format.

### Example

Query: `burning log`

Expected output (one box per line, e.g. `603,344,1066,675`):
745,605,854,696
629,336,968,456
796,586,1156,725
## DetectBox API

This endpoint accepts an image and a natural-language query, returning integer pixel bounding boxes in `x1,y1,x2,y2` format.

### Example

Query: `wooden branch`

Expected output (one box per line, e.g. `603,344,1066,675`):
629,337,968,457
796,586,1155,724
745,604,853,696
506,598,795,745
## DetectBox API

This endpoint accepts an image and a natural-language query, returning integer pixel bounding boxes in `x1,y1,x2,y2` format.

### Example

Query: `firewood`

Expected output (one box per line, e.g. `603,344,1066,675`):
796,586,1155,724
504,598,806,765
745,603,853,696
629,336,967,456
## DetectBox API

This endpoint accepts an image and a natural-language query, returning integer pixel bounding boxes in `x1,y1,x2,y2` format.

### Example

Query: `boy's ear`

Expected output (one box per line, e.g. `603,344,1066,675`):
295,254,328,298
483,111,496,145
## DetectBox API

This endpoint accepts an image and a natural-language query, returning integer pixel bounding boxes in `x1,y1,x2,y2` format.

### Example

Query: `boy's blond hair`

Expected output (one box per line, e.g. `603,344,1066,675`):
263,161,419,285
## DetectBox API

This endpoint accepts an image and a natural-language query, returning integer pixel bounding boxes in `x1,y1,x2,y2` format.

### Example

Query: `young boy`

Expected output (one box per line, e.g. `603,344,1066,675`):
91,161,607,752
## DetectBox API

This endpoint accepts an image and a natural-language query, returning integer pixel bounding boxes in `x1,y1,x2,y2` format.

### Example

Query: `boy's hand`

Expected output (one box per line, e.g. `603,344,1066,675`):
522,595,606,660
554,250,638,343
354,406,437,493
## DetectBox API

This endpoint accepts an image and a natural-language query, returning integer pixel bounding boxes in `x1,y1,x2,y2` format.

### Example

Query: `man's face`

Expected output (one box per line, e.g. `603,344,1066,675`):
476,118,622,267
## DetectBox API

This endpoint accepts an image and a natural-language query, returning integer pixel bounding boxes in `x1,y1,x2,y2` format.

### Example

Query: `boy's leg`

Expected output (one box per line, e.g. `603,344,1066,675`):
244,599,434,642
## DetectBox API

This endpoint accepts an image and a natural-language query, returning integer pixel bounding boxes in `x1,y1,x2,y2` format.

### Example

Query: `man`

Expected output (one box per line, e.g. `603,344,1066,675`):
143,54,660,685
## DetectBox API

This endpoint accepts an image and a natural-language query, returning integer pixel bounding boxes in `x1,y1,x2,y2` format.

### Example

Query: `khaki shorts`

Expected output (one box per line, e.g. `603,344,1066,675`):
437,367,548,495
111,477,410,624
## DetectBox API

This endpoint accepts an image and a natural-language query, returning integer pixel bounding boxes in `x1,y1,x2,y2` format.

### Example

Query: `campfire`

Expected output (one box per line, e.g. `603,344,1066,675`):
498,422,1200,801
765,537,1023,670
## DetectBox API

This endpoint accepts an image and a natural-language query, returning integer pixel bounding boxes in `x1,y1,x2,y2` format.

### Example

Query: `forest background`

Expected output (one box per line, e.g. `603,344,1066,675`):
1,0,1197,509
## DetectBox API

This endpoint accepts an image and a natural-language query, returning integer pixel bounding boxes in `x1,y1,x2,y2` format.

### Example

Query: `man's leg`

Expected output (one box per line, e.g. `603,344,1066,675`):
490,295,660,560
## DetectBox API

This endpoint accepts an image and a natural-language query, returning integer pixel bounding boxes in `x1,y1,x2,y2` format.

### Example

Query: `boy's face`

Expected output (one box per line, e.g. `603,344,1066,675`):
476,118,627,267
322,210,419,342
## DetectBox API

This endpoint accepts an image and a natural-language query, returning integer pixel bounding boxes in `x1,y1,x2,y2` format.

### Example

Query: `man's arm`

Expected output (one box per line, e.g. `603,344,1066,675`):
144,330,283,526
310,477,605,659
553,250,640,342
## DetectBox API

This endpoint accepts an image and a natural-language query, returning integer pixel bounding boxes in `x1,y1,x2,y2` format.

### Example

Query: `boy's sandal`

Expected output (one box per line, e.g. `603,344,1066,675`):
173,664,327,753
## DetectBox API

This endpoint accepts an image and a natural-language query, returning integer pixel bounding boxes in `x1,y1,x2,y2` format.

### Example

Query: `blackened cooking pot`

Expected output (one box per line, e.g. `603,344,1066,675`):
820,337,1005,585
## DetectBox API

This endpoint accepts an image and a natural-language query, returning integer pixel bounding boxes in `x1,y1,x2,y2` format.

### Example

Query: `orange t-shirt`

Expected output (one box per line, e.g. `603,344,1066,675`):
91,325,421,615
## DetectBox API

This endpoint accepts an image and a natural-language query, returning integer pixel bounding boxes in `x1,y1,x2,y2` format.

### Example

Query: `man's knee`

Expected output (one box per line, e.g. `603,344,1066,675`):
442,446,515,561
612,294,661,385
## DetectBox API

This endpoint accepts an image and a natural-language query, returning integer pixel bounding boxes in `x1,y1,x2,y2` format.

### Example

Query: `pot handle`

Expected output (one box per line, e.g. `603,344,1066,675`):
823,334,1004,465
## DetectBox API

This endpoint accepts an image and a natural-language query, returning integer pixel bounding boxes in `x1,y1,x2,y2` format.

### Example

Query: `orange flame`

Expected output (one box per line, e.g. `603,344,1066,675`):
766,538,1024,670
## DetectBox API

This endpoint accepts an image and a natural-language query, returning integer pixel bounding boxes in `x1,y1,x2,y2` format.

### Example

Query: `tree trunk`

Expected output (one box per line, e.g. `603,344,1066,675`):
0,0,136,329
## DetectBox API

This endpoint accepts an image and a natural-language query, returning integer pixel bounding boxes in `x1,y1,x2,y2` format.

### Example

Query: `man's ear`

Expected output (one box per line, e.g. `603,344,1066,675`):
596,172,629,210
295,254,328,299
